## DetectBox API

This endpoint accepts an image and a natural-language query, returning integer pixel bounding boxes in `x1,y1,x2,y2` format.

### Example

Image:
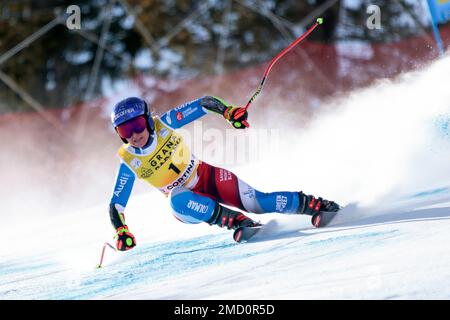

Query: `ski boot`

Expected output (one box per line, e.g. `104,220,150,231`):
208,204,262,242
298,191,341,228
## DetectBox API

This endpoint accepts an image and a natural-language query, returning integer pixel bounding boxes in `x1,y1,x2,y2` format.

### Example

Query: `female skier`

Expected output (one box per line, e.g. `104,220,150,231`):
109,96,340,250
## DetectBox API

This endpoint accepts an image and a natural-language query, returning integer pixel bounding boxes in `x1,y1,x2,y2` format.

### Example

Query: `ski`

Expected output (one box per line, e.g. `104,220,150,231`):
311,210,339,228
232,220,279,243
233,224,264,243
233,209,342,243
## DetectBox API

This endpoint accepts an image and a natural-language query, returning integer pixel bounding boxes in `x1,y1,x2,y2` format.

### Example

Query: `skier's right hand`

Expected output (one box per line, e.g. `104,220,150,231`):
115,225,136,251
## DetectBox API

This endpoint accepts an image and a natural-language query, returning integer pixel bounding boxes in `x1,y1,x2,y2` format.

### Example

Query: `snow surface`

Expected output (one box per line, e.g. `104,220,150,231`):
2,53,450,300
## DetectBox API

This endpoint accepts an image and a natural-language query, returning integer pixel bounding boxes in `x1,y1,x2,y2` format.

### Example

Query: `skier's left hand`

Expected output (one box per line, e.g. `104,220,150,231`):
115,225,136,251
224,106,249,129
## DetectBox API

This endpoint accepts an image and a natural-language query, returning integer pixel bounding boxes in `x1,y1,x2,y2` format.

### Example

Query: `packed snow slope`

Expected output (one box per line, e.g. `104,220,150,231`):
2,54,450,299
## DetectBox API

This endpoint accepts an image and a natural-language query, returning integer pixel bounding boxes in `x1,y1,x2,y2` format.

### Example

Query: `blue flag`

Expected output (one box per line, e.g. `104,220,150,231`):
427,0,450,24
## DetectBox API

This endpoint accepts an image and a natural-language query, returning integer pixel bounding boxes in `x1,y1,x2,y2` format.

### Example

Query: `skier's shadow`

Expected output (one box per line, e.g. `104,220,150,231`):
250,202,450,243
254,229,310,242
321,202,450,233
248,221,314,243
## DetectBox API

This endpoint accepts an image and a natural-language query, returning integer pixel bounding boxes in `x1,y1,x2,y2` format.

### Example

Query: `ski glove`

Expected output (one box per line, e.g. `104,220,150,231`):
224,106,249,129
115,225,136,251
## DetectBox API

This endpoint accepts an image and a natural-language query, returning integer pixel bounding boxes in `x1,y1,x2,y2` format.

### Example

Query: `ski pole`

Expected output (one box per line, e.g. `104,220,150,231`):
96,241,117,268
244,17,324,111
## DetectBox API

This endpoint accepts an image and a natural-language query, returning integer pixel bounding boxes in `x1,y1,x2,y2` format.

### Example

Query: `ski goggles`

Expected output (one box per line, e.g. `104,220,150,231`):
115,115,148,140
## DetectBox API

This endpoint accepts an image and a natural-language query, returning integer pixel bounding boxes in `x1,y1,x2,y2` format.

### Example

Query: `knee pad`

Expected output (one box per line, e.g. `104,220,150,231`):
169,187,217,224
